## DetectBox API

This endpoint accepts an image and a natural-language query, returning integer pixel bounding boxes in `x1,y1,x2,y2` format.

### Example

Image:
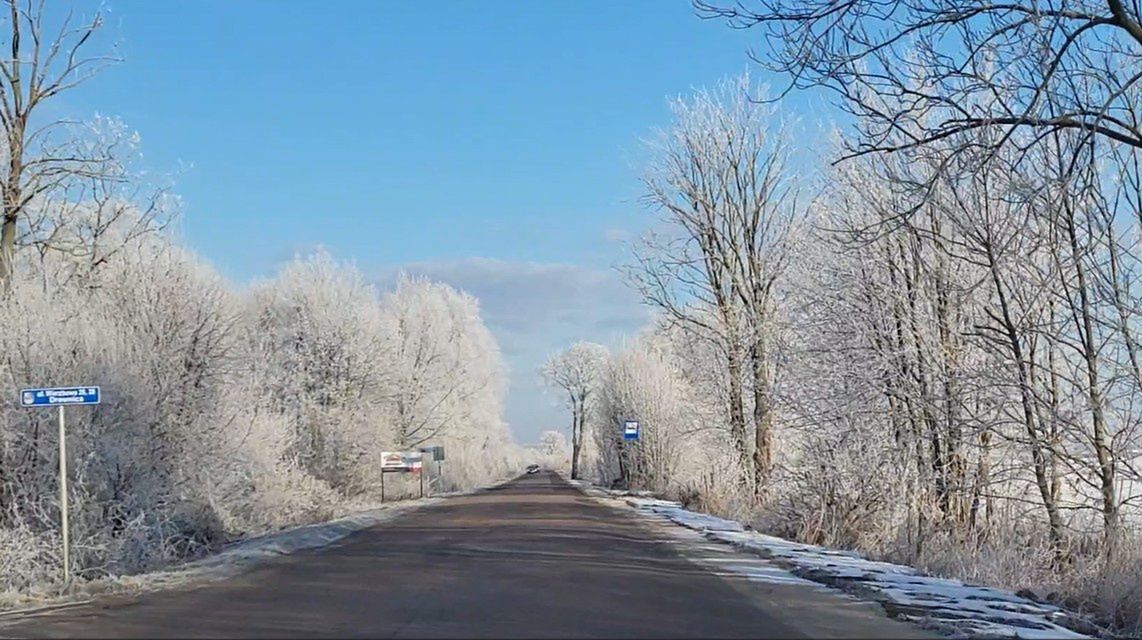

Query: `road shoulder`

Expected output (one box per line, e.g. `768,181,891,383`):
568,479,939,639
0,477,522,625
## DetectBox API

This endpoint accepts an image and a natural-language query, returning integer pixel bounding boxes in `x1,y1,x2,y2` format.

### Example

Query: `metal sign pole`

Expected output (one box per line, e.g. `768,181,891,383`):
58,405,69,587
19,386,100,589
420,468,424,499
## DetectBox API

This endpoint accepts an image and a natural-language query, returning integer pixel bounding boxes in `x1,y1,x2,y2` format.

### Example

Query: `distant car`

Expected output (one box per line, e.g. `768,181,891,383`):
526,464,541,474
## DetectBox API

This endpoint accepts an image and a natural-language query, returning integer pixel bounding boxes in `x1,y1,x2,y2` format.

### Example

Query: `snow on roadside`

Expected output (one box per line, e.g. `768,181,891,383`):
113,478,521,591
163,499,438,582
96,500,438,602
624,497,1104,640
0,498,439,620
0,479,516,618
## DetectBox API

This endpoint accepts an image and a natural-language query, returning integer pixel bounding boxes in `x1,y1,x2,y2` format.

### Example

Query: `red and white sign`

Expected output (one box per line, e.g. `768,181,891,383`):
381,451,423,473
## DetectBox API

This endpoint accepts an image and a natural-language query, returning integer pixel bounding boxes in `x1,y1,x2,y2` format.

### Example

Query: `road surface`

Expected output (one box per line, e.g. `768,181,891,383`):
0,472,933,639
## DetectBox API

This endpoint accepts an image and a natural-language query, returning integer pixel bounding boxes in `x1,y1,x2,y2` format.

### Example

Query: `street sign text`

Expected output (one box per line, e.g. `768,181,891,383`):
20,386,100,407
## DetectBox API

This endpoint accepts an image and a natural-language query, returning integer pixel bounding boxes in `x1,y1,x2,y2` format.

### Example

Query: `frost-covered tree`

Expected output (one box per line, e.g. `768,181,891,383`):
595,332,694,493
630,72,801,492
383,274,505,450
381,274,513,491
537,430,570,470
538,430,567,457
542,342,609,480
0,2,169,292
244,251,391,493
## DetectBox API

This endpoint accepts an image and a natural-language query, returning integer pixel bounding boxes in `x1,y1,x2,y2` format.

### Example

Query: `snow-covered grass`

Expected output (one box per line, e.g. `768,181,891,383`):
158,498,440,581
623,496,1109,640
0,497,436,617
0,476,523,618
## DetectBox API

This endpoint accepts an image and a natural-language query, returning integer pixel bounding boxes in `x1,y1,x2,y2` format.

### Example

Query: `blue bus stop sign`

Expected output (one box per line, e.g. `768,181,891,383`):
623,419,639,441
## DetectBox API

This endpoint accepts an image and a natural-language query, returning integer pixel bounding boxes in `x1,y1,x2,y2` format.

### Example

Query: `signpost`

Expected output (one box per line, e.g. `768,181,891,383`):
623,419,640,441
21,386,100,407
19,386,101,586
429,446,444,492
380,450,425,501
418,446,445,496
381,451,406,472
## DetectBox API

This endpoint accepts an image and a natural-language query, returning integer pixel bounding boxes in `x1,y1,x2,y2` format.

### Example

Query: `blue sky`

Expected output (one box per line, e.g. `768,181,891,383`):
59,0,831,444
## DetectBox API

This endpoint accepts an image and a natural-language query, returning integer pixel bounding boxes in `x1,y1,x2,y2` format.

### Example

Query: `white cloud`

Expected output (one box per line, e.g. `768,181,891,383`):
602,226,633,243
373,258,652,444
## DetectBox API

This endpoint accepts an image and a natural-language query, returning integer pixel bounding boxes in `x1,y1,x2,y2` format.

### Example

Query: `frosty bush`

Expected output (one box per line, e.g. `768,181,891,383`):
0,241,521,592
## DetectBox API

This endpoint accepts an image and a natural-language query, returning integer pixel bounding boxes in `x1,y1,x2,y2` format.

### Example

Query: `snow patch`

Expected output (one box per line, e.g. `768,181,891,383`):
654,522,825,589
113,498,439,593
709,558,824,587
628,500,1101,640
1,478,525,621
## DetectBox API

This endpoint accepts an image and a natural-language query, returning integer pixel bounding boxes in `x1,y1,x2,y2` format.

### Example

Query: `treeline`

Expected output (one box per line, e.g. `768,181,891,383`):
548,71,1142,630
0,1,521,594
0,235,520,592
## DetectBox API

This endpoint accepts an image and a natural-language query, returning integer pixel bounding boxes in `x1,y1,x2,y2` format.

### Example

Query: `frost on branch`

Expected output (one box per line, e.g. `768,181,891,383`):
0,244,522,594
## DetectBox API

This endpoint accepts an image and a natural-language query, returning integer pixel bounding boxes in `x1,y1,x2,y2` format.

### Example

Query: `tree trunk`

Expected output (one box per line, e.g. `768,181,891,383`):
616,434,629,489
1056,209,1118,547
570,402,582,480
0,211,15,294
750,338,773,495
932,232,966,526
969,429,991,532
726,344,749,477
884,240,927,557
901,235,947,520
1,109,25,296
986,245,1067,561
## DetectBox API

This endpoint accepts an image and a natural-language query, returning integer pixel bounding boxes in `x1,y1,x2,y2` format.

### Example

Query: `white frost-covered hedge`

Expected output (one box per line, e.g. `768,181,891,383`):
0,237,523,596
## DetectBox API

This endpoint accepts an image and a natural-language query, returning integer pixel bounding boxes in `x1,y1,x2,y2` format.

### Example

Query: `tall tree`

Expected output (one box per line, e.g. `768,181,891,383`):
542,342,608,480
385,274,505,450
0,0,125,292
630,73,800,492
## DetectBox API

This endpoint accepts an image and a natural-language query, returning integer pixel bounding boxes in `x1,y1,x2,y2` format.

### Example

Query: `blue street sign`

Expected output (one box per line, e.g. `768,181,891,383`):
623,419,639,441
20,386,101,407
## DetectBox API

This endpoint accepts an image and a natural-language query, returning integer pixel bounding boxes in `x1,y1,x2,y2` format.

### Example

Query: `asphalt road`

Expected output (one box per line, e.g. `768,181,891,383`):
0,471,933,639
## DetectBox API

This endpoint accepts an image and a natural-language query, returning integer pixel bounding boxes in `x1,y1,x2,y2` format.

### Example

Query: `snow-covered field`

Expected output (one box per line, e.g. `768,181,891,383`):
620,495,1106,640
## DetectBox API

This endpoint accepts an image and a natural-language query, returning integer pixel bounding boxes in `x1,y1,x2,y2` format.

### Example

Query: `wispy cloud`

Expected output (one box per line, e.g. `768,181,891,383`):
602,226,633,243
